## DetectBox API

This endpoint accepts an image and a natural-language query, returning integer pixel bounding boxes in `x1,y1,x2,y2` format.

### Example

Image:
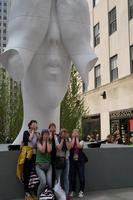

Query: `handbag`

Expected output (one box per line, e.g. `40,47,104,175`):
81,152,88,164
28,168,40,190
78,151,88,164
39,187,56,200
38,163,50,171
55,156,65,169
54,181,66,200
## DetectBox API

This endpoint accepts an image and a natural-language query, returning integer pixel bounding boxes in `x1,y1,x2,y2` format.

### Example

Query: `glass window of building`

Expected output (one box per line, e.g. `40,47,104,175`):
82,81,86,93
109,7,117,35
129,0,133,20
3,43,6,47
3,36,6,40
95,65,101,88
94,23,100,47
4,3,7,6
3,16,7,20
130,45,133,73
93,0,100,7
3,9,7,13
3,29,6,33
110,55,118,82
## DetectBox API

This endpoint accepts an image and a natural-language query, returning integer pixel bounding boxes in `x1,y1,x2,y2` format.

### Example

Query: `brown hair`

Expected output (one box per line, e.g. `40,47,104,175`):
48,123,56,129
39,129,49,144
60,128,68,135
28,120,37,129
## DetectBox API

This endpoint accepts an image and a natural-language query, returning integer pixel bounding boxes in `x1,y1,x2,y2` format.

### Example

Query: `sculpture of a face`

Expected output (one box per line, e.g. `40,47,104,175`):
1,0,97,86
0,0,97,144
24,4,71,109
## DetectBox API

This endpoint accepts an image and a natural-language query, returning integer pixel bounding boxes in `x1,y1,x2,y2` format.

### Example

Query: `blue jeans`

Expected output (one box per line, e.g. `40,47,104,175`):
56,159,70,194
36,164,52,198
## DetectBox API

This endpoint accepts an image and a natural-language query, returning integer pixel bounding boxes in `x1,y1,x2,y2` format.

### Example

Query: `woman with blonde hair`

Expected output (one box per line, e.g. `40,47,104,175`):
69,129,86,198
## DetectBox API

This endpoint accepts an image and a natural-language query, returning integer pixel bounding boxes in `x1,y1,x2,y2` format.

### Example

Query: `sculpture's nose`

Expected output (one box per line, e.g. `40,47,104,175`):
47,0,60,45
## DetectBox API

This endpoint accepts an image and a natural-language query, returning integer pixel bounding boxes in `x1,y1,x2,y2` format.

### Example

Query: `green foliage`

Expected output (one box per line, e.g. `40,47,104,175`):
0,69,10,142
60,65,89,135
0,68,23,143
9,80,23,140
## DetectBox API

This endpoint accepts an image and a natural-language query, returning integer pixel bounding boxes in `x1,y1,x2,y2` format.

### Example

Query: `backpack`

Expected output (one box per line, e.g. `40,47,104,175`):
39,188,56,200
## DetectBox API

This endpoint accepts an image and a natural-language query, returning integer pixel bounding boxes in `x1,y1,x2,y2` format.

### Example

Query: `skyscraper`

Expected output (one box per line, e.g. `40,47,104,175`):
0,0,10,54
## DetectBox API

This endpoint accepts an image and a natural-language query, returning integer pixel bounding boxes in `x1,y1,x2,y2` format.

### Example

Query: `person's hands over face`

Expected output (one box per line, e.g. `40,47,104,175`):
43,134,49,141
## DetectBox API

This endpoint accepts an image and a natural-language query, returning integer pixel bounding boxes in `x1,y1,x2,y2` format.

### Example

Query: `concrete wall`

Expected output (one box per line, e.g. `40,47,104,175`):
1,148,133,200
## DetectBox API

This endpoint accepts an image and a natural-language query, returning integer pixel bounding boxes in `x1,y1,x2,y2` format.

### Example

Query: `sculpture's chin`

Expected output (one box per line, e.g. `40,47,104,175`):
38,84,68,110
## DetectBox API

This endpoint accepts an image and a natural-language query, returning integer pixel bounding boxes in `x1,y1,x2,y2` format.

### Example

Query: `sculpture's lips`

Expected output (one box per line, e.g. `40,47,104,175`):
43,66,62,81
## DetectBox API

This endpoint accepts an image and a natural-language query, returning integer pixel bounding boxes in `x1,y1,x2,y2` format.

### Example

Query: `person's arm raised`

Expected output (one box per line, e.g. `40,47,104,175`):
65,138,72,150
55,136,64,151
47,140,52,153
37,141,46,153
76,137,84,149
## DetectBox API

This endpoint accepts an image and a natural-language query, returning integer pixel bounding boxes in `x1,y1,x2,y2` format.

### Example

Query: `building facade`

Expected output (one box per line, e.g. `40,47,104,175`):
0,0,10,53
83,0,133,141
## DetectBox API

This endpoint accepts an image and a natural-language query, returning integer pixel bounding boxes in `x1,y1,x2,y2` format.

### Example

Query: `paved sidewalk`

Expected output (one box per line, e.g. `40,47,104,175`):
13,188,133,200
79,188,133,200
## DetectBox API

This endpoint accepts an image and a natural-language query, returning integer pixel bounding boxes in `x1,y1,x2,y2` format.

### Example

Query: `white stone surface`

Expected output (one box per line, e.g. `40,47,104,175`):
0,0,97,144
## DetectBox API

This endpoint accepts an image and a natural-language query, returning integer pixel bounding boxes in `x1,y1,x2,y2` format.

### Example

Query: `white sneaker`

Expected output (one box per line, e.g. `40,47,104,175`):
78,191,84,198
70,191,75,197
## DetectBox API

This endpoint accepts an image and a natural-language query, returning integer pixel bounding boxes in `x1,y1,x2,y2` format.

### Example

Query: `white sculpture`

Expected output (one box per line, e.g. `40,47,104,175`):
0,0,97,144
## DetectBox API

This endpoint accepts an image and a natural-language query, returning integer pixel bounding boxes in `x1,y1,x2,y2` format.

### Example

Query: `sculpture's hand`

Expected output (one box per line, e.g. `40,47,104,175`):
57,0,97,86
0,0,52,81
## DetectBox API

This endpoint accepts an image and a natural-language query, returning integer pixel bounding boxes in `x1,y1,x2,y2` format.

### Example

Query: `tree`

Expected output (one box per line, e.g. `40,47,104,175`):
0,68,10,143
9,79,23,140
60,65,89,135
0,67,23,143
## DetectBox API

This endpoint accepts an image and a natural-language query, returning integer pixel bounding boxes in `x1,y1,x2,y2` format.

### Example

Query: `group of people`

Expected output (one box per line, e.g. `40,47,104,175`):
17,120,87,200
106,131,126,144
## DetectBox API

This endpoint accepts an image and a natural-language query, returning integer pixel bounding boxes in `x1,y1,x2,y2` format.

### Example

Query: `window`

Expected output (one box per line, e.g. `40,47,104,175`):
3,36,6,40
109,7,117,35
3,23,6,27
110,55,118,81
3,43,6,47
3,16,7,20
4,9,7,13
95,65,101,88
4,3,7,6
94,23,100,47
93,0,96,7
129,0,133,20
130,45,133,73
93,0,99,7
82,81,86,93
3,29,6,33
